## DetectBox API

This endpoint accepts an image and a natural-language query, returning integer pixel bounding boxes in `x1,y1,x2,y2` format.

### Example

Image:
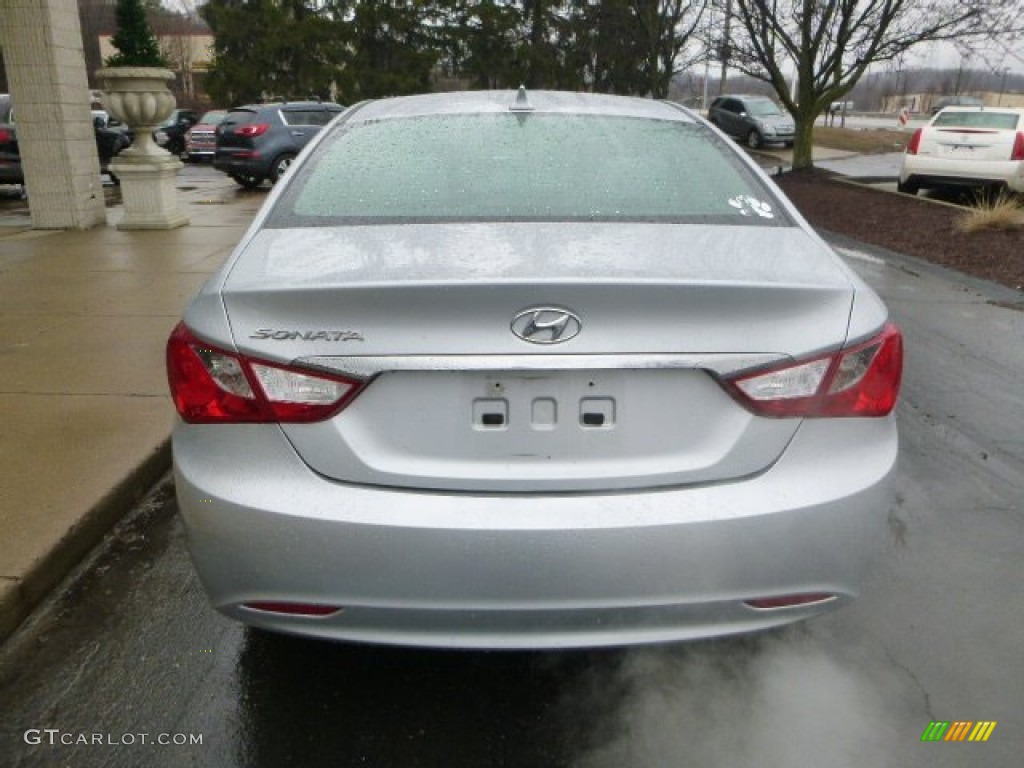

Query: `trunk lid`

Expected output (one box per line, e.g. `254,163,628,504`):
221,222,855,491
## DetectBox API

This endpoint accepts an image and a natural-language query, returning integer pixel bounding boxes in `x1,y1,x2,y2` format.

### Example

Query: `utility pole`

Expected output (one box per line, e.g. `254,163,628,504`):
998,67,1009,106
718,0,732,95
702,9,712,109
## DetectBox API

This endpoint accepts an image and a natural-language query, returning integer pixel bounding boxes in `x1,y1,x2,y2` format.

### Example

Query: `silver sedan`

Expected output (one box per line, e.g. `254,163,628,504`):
167,90,903,649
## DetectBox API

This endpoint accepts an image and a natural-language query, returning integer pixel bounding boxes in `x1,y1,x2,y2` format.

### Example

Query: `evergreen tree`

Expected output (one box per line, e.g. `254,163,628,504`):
106,0,168,67
203,0,344,104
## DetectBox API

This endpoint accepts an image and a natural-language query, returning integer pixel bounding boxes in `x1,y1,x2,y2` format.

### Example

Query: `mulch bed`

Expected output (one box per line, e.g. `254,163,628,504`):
775,169,1024,292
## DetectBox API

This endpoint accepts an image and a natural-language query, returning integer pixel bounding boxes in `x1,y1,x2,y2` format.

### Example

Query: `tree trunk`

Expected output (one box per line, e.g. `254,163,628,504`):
790,114,815,170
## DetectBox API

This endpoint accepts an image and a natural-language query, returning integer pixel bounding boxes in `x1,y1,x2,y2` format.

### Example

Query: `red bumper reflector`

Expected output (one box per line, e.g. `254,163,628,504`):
744,593,835,610
243,602,342,617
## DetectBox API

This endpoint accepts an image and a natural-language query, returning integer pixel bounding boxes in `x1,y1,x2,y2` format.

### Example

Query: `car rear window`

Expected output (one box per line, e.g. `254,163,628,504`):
199,110,227,125
932,111,1021,130
221,109,259,128
267,113,787,226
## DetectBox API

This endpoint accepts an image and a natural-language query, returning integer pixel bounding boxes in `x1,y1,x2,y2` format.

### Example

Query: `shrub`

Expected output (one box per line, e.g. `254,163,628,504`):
105,0,168,68
955,191,1024,233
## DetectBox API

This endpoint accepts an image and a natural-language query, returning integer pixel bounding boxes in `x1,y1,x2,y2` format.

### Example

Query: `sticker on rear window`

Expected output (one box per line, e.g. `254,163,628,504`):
728,195,774,218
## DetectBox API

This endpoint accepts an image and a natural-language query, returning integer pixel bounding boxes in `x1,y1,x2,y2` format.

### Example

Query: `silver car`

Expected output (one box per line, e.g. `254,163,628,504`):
168,90,902,649
708,94,796,149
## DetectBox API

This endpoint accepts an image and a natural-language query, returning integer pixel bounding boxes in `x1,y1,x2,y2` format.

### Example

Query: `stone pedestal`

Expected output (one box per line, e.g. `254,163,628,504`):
96,66,189,230
110,154,189,230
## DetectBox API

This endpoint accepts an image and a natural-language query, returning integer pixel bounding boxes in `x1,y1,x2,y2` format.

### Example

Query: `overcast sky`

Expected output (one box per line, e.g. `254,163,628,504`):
909,39,1024,74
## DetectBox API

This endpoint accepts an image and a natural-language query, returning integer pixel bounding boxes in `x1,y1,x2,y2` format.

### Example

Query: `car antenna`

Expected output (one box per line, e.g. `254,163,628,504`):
510,85,534,112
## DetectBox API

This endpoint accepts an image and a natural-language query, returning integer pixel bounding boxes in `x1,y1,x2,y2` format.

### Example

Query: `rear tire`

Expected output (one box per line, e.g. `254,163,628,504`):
269,153,296,184
746,130,763,149
231,174,263,189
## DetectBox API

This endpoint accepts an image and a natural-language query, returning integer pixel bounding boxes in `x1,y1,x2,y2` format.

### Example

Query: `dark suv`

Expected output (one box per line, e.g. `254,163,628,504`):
154,109,198,157
708,95,795,149
214,101,344,188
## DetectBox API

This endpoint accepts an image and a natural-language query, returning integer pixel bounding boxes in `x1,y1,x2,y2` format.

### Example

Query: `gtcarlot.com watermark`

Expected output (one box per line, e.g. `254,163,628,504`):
24,729,203,747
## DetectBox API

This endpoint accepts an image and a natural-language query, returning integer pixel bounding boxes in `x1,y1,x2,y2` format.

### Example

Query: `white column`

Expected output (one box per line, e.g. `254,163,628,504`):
0,0,107,229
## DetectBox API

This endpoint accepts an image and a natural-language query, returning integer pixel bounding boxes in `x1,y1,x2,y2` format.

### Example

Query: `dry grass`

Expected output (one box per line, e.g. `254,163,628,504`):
812,126,911,154
955,192,1024,233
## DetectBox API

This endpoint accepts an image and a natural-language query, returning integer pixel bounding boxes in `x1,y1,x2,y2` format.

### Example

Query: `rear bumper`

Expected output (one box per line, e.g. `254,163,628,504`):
0,158,23,185
173,416,897,649
214,151,269,178
900,155,1024,192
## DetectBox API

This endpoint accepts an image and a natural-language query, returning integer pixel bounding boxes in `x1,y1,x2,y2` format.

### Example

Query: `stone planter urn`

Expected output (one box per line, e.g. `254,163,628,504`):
94,67,188,229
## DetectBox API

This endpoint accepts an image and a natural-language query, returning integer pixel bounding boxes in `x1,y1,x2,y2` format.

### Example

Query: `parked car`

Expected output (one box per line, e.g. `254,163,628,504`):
169,89,903,650
0,94,19,186
1,94,131,186
708,94,795,149
930,95,984,115
91,111,133,183
184,109,228,163
898,106,1024,195
154,108,198,157
214,101,344,188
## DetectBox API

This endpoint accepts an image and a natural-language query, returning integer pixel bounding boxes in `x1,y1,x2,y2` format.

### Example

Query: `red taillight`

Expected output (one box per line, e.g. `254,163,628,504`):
234,122,269,137
0,128,12,142
166,322,364,424
1011,132,1024,161
724,323,903,418
745,593,836,610
243,602,342,617
905,128,923,155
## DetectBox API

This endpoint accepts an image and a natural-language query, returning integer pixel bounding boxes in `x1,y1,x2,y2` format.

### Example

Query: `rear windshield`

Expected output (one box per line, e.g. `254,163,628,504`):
932,111,1021,130
221,109,259,128
199,110,227,125
266,113,787,226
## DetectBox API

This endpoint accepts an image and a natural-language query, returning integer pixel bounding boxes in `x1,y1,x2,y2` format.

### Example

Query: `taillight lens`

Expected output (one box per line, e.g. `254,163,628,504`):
725,323,903,418
166,322,364,423
905,128,923,155
0,128,12,143
234,123,269,137
1011,132,1024,161
242,602,342,617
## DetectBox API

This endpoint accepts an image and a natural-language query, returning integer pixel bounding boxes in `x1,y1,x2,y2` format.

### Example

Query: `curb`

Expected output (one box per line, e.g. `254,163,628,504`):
824,229,1024,304
0,440,172,643
833,176,971,212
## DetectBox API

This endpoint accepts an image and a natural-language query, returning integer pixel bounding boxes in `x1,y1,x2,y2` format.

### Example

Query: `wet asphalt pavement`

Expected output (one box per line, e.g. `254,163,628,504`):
1,226,1023,767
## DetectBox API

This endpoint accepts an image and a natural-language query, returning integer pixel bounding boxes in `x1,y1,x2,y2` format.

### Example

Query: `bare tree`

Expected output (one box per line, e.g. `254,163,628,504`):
728,0,1024,169
151,0,209,105
77,0,117,87
630,0,708,98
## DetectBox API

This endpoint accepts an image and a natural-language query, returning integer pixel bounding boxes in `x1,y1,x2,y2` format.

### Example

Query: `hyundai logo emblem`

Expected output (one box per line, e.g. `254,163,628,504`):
511,306,582,345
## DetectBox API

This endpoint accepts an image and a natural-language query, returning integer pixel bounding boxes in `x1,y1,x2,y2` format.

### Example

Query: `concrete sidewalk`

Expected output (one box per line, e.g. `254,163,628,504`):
0,172,263,641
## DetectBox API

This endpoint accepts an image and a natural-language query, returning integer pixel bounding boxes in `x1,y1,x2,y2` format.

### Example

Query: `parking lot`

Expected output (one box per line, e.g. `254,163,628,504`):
1,167,1020,765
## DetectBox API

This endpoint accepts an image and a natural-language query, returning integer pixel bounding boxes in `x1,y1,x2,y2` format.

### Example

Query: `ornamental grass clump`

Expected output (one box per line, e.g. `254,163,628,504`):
105,0,169,67
955,191,1024,233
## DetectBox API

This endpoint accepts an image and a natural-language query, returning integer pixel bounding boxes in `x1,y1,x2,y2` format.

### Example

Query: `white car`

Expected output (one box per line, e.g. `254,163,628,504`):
898,106,1024,195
